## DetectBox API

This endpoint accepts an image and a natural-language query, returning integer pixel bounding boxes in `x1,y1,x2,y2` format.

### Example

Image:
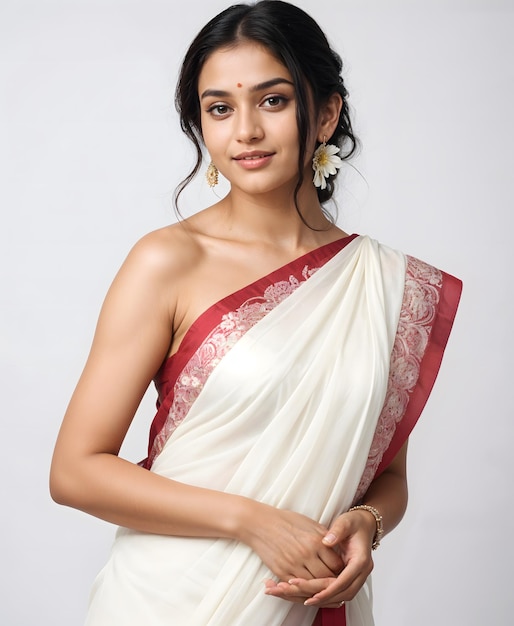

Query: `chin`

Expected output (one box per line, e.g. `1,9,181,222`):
229,174,299,197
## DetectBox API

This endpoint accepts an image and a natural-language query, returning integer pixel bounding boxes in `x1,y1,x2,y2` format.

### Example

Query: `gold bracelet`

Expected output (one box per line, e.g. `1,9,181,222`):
348,504,384,550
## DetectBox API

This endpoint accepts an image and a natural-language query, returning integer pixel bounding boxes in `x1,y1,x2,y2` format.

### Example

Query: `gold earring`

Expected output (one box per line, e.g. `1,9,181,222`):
206,161,219,188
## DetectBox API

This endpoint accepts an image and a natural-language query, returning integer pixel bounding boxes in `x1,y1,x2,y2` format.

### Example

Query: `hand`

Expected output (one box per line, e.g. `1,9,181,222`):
263,509,376,607
241,503,344,582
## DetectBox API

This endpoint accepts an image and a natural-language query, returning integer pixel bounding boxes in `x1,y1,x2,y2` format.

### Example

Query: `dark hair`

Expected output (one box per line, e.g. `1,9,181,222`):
175,0,357,219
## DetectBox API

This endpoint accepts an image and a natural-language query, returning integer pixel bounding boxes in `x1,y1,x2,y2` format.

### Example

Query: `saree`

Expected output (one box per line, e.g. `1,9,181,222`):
86,234,462,626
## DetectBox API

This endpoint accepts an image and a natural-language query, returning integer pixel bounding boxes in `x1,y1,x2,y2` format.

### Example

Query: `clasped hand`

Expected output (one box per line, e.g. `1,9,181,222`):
261,509,375,609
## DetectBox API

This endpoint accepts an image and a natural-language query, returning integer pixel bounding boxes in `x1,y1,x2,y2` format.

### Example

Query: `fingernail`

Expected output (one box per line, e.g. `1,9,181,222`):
323,533,336,544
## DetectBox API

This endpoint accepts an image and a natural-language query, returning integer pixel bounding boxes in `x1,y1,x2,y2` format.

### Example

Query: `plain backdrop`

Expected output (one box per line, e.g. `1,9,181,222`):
1,0,512,624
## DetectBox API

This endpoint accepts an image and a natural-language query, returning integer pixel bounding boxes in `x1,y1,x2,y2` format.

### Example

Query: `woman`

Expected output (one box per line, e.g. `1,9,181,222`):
50,2,462,625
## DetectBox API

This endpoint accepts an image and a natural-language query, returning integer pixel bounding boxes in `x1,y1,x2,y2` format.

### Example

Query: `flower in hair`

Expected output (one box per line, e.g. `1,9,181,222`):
312,142,343,190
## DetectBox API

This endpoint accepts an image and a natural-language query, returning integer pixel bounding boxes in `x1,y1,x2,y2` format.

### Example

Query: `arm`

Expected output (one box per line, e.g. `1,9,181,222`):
264,441,409,607
50,230,343,580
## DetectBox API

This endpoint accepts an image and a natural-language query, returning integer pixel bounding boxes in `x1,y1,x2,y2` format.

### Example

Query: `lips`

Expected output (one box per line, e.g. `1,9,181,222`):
232,151,275,170
233,151,275,160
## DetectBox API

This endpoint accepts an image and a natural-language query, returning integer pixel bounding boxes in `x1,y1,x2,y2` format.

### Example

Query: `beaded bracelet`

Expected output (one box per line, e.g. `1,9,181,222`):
348,504,384,550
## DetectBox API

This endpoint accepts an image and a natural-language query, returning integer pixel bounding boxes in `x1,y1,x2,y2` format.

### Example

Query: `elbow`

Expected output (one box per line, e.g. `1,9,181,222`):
49,461,71,505
49,453,84,507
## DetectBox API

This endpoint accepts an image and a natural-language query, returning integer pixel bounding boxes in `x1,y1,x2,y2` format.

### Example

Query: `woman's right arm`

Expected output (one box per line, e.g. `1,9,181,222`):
50,229,343,581
50,230,247,539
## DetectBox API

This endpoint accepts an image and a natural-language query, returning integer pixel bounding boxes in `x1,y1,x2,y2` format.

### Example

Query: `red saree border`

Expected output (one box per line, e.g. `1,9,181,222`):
155,233,357,394
315,606,346,626
142,233,358,468
317,268,461,626
137,237,461,625
374,269,462,476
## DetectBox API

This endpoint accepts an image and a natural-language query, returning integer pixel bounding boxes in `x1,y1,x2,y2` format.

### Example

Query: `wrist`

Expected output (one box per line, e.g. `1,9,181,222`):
348,504,384,550
228,496,267,545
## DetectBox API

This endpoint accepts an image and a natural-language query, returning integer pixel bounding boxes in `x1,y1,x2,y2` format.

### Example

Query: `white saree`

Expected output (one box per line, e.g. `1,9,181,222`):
85,235,460,626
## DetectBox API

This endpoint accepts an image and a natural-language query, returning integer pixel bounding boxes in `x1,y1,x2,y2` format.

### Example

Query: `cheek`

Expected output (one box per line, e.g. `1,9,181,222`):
201,119,231,155
283,127,302,161
201,124,220,156
279,116,301,151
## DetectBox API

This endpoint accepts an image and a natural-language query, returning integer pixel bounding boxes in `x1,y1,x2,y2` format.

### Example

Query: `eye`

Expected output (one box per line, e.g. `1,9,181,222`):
262,95,288,108
206,104,232,118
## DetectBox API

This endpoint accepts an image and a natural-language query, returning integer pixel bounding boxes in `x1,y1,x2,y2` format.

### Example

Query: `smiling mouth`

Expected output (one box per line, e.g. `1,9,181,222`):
234,152,274,160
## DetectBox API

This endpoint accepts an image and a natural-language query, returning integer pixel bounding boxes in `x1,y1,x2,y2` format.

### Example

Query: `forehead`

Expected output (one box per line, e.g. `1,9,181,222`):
198,42,292,91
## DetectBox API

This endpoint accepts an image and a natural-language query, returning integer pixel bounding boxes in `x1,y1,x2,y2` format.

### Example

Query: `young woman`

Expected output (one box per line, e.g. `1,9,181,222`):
50,2,462,625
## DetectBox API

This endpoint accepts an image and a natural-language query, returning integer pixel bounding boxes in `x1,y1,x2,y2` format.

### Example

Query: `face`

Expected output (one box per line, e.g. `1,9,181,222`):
198,41,310,196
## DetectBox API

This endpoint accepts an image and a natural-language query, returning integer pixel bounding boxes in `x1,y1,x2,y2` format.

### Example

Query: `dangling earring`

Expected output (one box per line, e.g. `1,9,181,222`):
206,161,219,188
312,136,343,190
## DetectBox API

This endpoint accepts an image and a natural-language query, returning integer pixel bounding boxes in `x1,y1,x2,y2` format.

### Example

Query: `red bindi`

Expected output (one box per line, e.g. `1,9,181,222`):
237,83,243,88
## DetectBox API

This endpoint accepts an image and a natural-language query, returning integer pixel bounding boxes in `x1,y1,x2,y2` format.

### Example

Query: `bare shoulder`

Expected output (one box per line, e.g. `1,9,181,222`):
95,221,206,351
121,222,204,284
82,222,206,379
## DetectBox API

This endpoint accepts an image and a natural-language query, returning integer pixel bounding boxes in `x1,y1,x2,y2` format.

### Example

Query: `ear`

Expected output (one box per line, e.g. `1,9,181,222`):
316,92,343,143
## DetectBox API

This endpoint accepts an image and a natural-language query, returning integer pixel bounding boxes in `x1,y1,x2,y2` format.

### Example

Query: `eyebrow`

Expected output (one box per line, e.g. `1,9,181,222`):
200,77,294,100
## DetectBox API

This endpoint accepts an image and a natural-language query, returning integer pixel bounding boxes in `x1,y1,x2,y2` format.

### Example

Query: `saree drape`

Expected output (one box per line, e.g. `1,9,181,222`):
86,235,461,626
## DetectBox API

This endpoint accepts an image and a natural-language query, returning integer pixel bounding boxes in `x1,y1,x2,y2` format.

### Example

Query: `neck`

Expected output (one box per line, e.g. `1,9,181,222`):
216,180,336,251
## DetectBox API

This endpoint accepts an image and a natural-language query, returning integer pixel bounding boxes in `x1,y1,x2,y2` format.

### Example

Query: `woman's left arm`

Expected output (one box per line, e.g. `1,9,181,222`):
264,440,409,608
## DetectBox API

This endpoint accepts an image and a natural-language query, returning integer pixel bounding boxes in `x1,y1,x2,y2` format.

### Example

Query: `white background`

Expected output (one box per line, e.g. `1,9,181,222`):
1,0,512,624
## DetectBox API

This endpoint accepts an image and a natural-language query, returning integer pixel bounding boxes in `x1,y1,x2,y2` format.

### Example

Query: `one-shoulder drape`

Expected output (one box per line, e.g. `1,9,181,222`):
86,236,461,626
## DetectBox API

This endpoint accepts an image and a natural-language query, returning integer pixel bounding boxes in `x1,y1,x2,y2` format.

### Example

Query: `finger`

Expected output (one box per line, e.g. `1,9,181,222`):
264,592,306,605
302,544,344,580
309,537,373,601
305,564,371,605
321,574,367,603
282,564,321,581
265,577,332,598
267,578,346,608
318,600,345,609
300,567,355,605
304,578,350,605
286,577,334,595
264,581,312,604
322,515,353,547
304,560,339,580
317,545,345,575
265,585,306,600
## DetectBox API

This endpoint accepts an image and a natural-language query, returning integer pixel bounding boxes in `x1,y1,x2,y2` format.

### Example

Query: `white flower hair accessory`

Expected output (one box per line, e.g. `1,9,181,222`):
312,140,343,190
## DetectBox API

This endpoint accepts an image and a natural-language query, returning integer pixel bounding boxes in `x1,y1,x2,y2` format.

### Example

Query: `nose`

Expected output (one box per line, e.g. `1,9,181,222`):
235,105,263,143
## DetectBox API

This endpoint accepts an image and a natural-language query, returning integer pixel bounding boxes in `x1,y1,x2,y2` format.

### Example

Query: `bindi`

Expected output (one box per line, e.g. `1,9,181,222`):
237,83,243,88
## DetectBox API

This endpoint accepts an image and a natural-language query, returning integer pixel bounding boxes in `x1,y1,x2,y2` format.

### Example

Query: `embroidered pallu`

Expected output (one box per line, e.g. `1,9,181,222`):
86,235,461,626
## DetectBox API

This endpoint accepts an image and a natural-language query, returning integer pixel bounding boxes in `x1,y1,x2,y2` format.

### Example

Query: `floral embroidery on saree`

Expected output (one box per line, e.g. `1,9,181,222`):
354,256,443,500
146,239,458,490
148,265,320,467
91,236,460,626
